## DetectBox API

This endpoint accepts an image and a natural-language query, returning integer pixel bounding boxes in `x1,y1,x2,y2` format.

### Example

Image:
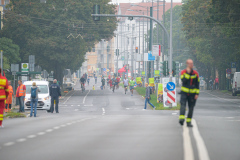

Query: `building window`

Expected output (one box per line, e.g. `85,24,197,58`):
127,24,129,31
132,24,135,32
92,48,95,52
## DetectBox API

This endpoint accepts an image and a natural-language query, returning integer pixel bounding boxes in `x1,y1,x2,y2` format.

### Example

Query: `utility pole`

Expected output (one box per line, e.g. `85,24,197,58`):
131,24,134,77
116,34,119,76
162,0,165,62
101,39,105,74
148,7,153,79
156,0,159,71
138,19,141,75
142,12,145,74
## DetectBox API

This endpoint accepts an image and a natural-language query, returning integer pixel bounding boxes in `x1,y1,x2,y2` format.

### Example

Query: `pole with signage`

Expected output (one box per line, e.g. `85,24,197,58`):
0,50,3,76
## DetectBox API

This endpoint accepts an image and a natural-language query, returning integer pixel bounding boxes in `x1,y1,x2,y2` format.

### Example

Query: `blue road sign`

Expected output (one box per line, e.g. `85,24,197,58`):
148,52,155,61
103,68,106,71
167,82,176,91
231,62,236,68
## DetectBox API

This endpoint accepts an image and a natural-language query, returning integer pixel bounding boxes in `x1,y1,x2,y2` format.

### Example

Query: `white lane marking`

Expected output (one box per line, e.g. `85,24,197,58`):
46,129,53,132
78,105,80,106
126,108,130,110
84,104,93,106
67,123,72,125
183,124,194,160
38,132,46,135
172,113,177,115
227,120,240,122
71,105,73,106
83,90,91,104
17,138,26,142
27,135,36,138
102,108,105,115
61,124,66,127
4,142,15,146
53,126,60,130
225,117,234,119
63,91,75,104
192,119,210,160
74,109,79,111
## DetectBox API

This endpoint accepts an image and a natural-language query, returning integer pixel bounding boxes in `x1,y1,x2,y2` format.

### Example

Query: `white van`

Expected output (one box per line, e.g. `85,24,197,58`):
24,81,51,111
232,72,240,96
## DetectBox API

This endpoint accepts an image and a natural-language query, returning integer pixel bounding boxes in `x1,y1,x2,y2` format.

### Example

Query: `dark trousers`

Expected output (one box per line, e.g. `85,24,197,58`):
17,96,25,112
180,93,196,122
5,104,12,109
51,97,59,113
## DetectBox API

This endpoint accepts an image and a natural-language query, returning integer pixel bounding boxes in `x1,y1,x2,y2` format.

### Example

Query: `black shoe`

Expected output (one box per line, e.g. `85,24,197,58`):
179,119,184,126
187,122,193,127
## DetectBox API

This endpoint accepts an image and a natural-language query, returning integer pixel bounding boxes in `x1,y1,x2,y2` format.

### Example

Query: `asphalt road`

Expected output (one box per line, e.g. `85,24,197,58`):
0,78,240,160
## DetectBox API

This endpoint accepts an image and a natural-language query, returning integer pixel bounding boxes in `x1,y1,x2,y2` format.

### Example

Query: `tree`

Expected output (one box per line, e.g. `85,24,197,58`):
0,37,21,70
1,0,117,82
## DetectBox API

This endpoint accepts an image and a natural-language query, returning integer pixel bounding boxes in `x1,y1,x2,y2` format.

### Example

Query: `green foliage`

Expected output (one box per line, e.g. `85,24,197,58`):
0,37,21,69
1,0,117,81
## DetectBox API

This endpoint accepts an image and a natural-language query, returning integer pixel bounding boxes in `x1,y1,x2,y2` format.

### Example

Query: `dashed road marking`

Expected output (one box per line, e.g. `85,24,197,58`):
61,124,66,127
102,108,105,115
17,138,26,142
4,142,15,146
38,132,46,135
53,126,60,130
46,129,53,132
27,135,36,138
172,113,177,115
63,91,75,104
84,104,93,106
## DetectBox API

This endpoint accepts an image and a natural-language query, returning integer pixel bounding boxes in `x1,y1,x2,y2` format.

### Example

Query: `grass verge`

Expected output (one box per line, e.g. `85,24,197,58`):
135,87,180,110
4,111,26,118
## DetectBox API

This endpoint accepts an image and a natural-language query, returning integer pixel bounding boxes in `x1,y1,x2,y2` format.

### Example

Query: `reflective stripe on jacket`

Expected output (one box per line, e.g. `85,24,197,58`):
0,75,9,100
180,69,200,95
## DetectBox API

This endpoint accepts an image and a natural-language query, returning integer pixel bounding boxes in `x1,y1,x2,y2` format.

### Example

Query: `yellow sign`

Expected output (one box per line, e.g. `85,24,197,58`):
149,78,155,87
136,77,142,84
157,83,163,103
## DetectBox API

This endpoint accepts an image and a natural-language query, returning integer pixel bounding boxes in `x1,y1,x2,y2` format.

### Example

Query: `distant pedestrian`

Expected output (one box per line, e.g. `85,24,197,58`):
16,80,26,113
144,83,155,110
101,77,106,89
87,77,90,86
84,73,88,81
0,68,9,128
95,76,97,84
5,81,14,113
179,59,199,127
215,76,219,90
30,82,40,117
50,79,61,113
112,76,117,92
129,77,135,96
123,76,129,94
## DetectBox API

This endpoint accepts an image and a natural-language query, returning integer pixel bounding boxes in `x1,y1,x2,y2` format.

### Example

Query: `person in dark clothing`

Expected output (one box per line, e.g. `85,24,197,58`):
80,76,86,89
50,79,61,113
101,77,106,89
179,59,199,127
84,73,88,81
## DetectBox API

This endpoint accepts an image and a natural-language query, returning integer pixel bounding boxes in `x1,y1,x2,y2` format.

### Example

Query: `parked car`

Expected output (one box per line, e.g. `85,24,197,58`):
232,72,240,96
24,81,51,112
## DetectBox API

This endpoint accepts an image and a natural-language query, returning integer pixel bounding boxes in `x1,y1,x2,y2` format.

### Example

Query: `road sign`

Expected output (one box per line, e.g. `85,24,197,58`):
226,68,231,74
21,63,29,72
103,68,106,71
107,69,110,72
152,45,161,56
167,91,176,104
231,62,236,68
162,78,177,107
148,52,155,61
167,82,176,91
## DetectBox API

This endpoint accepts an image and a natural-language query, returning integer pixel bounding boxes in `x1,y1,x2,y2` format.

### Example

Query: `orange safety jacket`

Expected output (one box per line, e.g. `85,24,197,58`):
0,75,9,100
6,85,13,104
18,84,26,97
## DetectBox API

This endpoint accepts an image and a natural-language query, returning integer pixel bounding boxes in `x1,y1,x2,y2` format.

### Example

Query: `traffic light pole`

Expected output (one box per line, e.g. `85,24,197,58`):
92,13,172,81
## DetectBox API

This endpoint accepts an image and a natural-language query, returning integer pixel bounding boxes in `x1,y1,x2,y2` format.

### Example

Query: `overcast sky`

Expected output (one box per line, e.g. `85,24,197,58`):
111,0,182,3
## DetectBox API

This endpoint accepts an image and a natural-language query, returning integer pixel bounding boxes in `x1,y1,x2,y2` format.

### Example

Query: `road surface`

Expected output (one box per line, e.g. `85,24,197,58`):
1,78,240,160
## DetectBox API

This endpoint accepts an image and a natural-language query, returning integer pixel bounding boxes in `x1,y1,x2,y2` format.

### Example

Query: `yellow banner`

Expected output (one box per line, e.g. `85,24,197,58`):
157,83,163,103
149,78,154,86
136,77,142,84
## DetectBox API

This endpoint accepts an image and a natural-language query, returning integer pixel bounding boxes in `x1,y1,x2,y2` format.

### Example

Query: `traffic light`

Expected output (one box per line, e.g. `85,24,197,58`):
116,49,119,56
176,61,180,76
161,61,168,76
93,5,100,21
135,47,138,53
172,61,176,77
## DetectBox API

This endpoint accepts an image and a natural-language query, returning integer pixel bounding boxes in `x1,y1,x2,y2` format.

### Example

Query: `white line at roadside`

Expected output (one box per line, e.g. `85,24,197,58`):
102,108,105,115
63,91,75,104
83,90,91,104
183,123,194,160
192,119,210,160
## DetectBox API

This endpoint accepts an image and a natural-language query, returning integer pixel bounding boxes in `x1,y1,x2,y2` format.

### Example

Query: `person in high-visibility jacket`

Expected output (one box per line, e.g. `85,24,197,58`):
179,59,199,127
16,80,26,113
5,81,14,112
0,68,9,128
